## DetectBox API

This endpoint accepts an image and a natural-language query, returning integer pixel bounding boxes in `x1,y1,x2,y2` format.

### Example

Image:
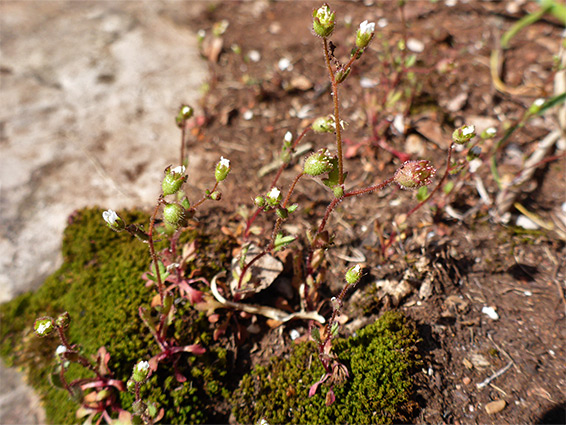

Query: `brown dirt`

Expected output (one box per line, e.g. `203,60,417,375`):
175,1,564,424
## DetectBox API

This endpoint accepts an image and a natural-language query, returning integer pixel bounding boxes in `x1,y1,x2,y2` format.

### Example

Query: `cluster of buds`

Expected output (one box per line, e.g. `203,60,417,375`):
304,149,335,177
312,4,335,38
452,124,476,145
394,160,437,190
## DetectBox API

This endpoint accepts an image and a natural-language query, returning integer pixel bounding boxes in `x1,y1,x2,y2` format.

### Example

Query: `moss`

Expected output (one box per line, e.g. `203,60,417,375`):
0,208,233,424
232,311,420,424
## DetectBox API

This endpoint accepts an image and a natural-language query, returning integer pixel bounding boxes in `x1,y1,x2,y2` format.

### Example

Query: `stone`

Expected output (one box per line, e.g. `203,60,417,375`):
0,2,207,423
485,399,507,415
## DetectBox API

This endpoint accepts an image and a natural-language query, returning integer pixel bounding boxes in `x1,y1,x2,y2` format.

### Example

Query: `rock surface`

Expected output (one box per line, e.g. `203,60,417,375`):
0,1,207,422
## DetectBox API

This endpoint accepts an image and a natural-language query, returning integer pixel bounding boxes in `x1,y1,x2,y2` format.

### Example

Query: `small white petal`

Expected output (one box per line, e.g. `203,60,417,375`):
462,125,475,136
37,322,50,333
102,209,118,225
268,187,280,200
136,360,150,372
56,345,67,355
219,156,230,168
171,165,186,174
534,98,545,107
289,329,300,341
284,131,293,143
278,57,292,71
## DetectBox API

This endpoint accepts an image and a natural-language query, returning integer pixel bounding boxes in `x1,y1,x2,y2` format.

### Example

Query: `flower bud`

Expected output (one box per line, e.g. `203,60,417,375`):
127,379,136,393
266,187,282,206
210,191,222,201
132,399,147,416
254,196,266,208
55,345,68,358
176,105,194,128
55,312,70,328
312,4,335,38
335,66,351,83
528,98,545,115
214,156,231,182
102,209,125,231
162,166,187,196
452,124,476,145
355,20,375,49
304,149,334,177
132,360,150,383
345,264,363,285
34,317,54,337
394,160,436,190
481,127,497,139
312,116,334,133
332,185,344,198
276,207,288,220
163,203,185,227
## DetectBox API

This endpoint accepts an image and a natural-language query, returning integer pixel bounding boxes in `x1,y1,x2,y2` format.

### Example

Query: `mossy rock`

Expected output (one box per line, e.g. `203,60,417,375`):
232,311,420,424
0,208,232,424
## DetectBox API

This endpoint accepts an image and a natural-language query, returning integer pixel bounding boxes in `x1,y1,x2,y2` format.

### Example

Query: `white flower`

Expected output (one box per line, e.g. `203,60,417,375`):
268,187,281,200
56,345,68,356
533,98,545,107
359,20,375,35
37,321,51,334
135,360,150,373
284,131,293,143
102,209,118,225
351,264,362,274
316,5,332,22
462,125,475,136
219,156,230,169
171,165,186,175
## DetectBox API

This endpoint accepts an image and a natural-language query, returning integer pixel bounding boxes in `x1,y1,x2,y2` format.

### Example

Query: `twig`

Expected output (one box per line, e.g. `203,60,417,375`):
476,361,513,389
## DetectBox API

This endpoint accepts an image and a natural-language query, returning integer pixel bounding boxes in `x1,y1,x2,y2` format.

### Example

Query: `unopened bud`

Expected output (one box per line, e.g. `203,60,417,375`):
452,124,476,145
304,149,334,177
162,166,187,196
254,196,266,208
312,4,335,38
210,191,222,201
528,98,545,115
335,67,351,83
312,116,334,133
163,203,186,227
214,156,231,182
355,20,375,49
176,105,194,128
55,312,70,328
345,264,363,285
332,185,344,198
394,160,436,190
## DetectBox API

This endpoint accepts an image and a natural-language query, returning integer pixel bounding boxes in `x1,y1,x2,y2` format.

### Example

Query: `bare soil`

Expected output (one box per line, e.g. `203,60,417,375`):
176,1,565,424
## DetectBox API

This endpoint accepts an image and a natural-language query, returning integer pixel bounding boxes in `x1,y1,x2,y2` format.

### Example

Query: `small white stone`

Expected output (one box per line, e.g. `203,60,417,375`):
377,18,388,28
469,158,482,174
516,215,539,230
289,329,300,341
482,306,499,320
278,57,292,71
407,38,425,53
360,77,378,88
248,50,261,62
243,110,254,120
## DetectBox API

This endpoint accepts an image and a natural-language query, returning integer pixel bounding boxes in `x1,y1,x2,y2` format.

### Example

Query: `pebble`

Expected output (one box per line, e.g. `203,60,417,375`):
278,57,292,71
462,376,471,385
485,399,507,415
516,215,540,230
248,50,261,62
289,329,300,341
407,38,425,53
482,306,499,320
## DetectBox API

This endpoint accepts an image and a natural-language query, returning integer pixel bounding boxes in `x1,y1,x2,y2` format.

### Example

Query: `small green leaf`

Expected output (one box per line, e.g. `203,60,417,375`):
416,186,429,202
